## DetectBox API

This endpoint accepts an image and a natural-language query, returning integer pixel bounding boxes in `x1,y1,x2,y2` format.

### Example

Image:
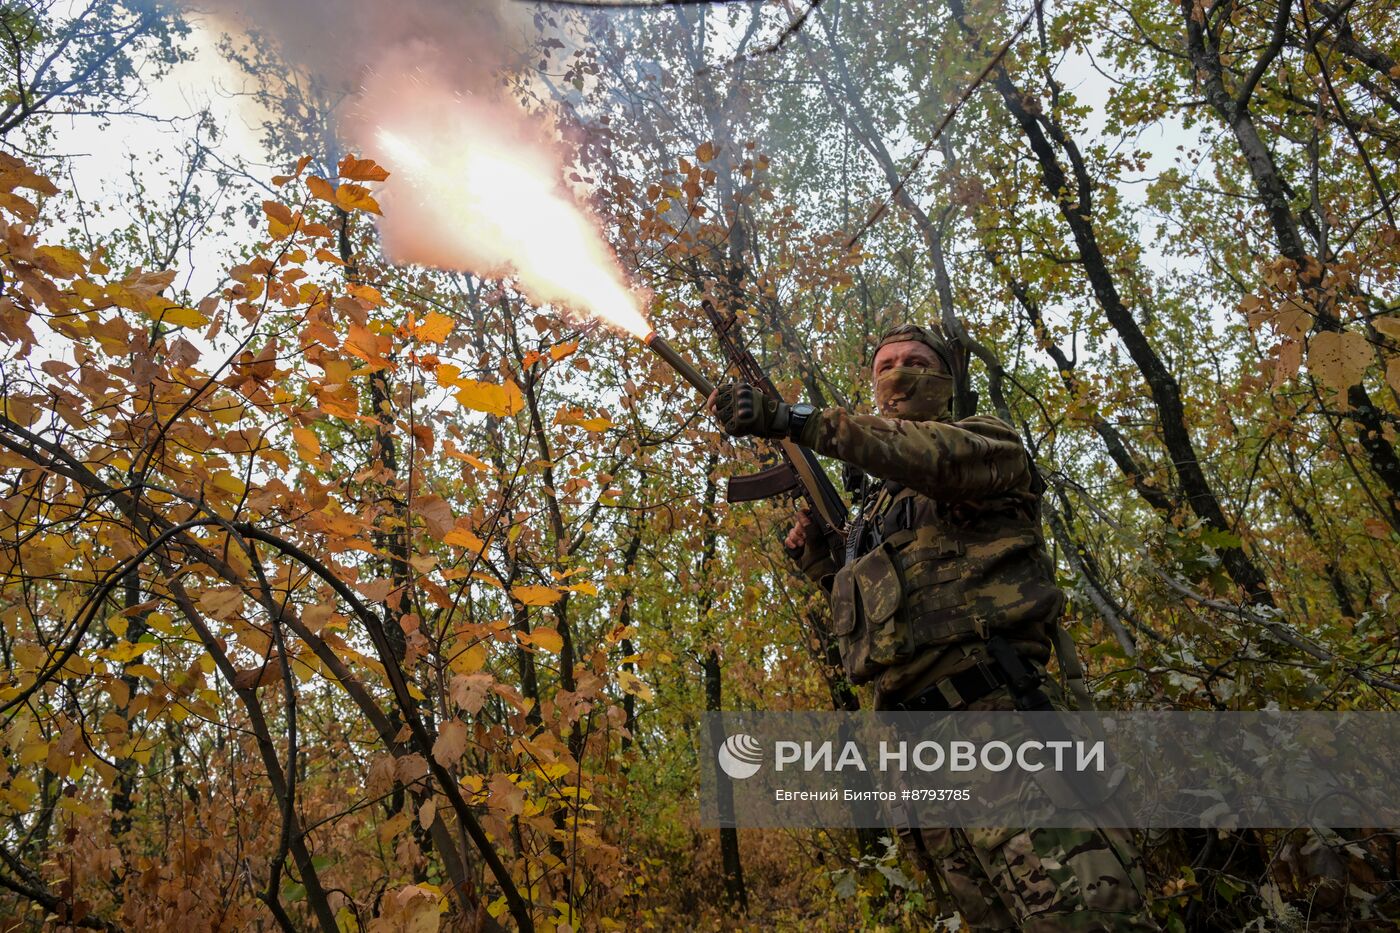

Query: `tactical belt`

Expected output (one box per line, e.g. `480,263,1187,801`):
888,638,1054,713
888,662,1004,712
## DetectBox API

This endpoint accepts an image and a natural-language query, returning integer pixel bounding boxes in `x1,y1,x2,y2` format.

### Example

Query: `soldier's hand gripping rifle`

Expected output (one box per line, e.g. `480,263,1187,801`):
642,300,848,563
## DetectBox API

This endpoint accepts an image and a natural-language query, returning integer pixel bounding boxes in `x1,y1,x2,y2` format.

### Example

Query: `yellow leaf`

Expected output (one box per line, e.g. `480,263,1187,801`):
454,379,524,417
145,612,177,636
292,426,321,462
415,311,454,344
449,641,486,675
34,245,86,278
335,183,381,215
154,305,209,329
512,585,563,607
212,471,246,495
555,407,613,432
618,669,654,701
378,810,412,845
549,339,579,362
565,581,598,597
103,640,154,663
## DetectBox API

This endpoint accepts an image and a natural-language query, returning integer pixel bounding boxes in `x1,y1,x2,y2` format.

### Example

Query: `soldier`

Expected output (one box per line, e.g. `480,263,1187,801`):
708,323,1158,932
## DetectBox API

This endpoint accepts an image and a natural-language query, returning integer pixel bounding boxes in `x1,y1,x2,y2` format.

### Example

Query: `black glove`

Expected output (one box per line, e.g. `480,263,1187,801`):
711,382,790,439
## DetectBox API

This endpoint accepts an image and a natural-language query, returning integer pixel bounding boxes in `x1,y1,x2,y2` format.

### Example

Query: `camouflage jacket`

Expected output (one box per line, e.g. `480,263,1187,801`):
796,408,1063,706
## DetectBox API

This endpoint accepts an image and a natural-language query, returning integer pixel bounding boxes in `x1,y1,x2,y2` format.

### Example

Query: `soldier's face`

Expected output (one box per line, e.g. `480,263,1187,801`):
872,340,944,391
872,339,954,419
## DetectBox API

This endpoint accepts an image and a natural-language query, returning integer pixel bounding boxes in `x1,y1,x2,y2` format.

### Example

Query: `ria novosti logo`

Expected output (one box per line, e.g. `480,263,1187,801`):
715,733,1108,779
717,733,764,779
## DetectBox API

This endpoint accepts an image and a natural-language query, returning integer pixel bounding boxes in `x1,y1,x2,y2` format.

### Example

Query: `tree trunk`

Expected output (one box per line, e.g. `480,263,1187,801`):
697,459,747,911
947,0,1277,607
1181,0,1400,531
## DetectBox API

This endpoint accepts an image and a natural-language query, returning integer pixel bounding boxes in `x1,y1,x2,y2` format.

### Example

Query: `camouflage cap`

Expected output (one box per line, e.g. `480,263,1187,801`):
876,323,953,371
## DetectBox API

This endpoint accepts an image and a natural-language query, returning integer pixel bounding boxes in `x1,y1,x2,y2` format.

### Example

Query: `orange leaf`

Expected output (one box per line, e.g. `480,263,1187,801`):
345,322,392,369
524,627,564,652
348,283,386,307
272,156,313,187
512,585,562,607
262,200,294,225
338,154,391,182
306,175,337,203
443,527,486,552
416,494,455,538
487,773,525,817
414,311,454,344
335,183,381,215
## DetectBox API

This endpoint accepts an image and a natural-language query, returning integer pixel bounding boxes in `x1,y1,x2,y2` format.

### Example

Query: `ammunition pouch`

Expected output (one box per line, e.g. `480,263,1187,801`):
829,484,1057,686
831,542,909,682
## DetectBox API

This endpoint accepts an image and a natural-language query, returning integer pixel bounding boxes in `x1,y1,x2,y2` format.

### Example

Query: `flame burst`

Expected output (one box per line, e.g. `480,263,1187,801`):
357,68,652,339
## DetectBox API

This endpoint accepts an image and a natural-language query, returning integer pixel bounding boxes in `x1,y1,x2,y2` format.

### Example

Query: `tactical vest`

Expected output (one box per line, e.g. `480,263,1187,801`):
828,482,1063,685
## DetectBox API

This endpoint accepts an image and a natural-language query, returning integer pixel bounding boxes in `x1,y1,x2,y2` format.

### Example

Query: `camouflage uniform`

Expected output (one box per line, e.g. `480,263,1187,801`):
787,325,1158,932
904,681,1154,932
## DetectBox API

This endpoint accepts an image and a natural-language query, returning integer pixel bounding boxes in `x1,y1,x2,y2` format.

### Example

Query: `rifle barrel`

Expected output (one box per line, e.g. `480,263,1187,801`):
644,333,714,397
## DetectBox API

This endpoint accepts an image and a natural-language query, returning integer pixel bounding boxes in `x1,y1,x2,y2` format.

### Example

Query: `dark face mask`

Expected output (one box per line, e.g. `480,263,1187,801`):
875,366,954,421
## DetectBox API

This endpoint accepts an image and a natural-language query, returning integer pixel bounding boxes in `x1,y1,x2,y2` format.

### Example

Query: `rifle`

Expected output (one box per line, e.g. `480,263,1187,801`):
642,299,848,561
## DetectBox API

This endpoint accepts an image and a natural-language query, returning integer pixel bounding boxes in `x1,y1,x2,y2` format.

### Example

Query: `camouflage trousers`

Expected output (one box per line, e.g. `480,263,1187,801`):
897,685,1159,932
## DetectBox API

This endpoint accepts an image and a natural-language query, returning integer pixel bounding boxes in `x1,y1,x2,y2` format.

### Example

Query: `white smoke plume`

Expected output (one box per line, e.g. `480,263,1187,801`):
185,0,651,336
